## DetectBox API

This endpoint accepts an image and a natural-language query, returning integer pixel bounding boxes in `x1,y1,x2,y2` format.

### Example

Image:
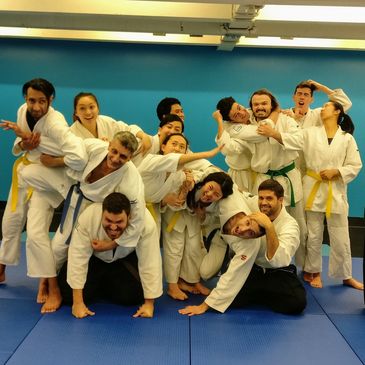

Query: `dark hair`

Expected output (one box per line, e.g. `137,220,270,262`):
249,89,279,112
159,114,184,132
73,92,99,122
102,192,131,215
258,179,284,199
294,81,316,96
187,171,234,210
156,97,181,122
222,212,266,237
216,97,236,121
22,78,55,101
160,133,189,154
331,101,355,135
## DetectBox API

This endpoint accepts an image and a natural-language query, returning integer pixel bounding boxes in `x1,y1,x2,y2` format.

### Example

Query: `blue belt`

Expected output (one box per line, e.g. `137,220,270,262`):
60,183,90,244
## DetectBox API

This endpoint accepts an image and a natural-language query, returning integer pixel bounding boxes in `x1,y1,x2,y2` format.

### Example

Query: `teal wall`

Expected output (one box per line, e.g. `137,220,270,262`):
0,39,364,216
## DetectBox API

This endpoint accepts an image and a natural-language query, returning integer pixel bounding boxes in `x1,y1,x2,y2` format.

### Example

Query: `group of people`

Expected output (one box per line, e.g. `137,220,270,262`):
0,77,362,320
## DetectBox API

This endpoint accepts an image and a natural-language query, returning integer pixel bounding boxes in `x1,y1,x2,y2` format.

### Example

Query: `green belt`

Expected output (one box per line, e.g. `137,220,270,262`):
266,161,296,207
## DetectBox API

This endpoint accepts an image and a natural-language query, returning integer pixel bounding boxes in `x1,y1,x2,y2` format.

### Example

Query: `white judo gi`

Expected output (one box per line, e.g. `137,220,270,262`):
215,121,269,192
292,88,352,175
282,126,362,279
248,114,307,267
53,139,146,272
0,104,87,275
66,203,163,300
205,193,300,313
137,153,186,236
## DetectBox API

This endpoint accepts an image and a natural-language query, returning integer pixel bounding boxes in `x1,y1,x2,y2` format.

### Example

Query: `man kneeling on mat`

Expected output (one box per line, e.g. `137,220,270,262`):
58,192,163,318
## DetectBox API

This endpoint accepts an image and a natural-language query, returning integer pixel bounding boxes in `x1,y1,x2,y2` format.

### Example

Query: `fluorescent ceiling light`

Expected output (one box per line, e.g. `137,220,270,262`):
0,27,220,45
237,36,365,50
257,5,365,23
1,26,365,51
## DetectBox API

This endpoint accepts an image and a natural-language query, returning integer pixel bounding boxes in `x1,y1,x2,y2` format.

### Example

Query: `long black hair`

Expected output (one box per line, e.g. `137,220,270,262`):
332,101,355,135
187,171,233,210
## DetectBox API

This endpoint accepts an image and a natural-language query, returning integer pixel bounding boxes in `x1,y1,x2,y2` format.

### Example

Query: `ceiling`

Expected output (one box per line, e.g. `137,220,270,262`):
1,0,365,51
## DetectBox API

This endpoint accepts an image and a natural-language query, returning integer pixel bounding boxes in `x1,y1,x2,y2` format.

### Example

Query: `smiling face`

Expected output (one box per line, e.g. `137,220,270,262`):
228,102,250,124
75,95,99,126
102,210,128,240
224,212,261,239
251,94,272,121
293,87,313,112
158,121,183,142
258,189,282,220
161,134,187,155
199,181,223,204
106,139,133,171
25,87,51,121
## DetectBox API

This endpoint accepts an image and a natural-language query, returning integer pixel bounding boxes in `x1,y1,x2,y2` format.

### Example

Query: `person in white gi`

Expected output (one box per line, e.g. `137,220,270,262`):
0,79,87,311
137,132,222,236
132,113,184,167
21,131,145,312
156,97,185,124
213,97,276,193
261,101,363,290
246,89,307,269
70,92,152,158
58,192,162,318
284,80,352,176
179,179,306,316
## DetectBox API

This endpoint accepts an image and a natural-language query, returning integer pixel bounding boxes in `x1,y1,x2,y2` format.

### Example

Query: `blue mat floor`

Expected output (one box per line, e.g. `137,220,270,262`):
0,244,364,365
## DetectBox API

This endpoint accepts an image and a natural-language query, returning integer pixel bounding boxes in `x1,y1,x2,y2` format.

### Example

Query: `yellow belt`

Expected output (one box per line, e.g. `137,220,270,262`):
305,170,333,218
250,169,258,188
11,155,33,212
146,202,158,223
166,211,181,233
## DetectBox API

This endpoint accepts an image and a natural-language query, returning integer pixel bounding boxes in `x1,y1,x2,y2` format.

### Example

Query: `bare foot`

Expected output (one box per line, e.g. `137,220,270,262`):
343,278,364,290
193,282,211,296
41,278,62,313
0,264,6,283
37,278,49,303
303,271,313,283
310,273,323,288
178,279,199,294
167,283,188,300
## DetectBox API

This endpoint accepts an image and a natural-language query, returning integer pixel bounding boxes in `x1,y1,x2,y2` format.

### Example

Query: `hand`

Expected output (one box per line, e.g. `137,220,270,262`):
257,124,276,138
250,212,273,230
182,169,195,191
162,193,185,208
307,79,320,90
212,110,224,123
21,132,41,150
91,239,118,252
100,136,109,142
133,300,154,318
1,120,34,140
40,154,65,167
320,169,340,181
178,302,209,316
72,302,95,319
205,144,224,159
280,109,295,118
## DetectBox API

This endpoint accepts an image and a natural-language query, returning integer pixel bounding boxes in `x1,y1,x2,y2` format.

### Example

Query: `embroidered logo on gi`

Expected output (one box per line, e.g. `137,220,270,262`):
241,255,247,261
232,125,243,133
